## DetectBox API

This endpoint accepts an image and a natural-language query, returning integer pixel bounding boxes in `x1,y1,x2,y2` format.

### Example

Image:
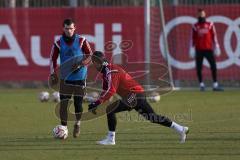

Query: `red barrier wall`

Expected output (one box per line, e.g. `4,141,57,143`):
0,6,239,81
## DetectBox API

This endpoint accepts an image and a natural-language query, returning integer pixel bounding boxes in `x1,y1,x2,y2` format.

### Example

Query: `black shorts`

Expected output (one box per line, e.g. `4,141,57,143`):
107,92,146,112
60,79,86,99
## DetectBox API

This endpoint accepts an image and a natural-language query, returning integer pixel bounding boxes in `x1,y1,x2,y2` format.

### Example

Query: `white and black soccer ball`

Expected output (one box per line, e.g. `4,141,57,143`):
149,92,161,102
53,125,68,139
84,92,99,103
51,91,60,103
38,91,50,102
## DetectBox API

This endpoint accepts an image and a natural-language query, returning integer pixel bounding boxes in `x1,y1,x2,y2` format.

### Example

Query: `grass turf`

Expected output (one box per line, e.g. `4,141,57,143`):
0,89,239,160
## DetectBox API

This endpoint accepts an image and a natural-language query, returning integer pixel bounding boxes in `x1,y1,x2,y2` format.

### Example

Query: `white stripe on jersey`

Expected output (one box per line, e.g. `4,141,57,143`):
49,45,55,74
80,36,86,48
100,67,112,98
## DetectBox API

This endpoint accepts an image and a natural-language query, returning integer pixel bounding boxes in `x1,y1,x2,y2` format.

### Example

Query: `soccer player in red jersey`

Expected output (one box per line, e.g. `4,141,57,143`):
88,51,189,145
189,9,223,91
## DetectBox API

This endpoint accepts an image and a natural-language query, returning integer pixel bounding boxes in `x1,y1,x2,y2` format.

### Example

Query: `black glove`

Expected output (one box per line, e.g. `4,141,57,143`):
72,63,83,73
50,73,58,85
88,102,98,114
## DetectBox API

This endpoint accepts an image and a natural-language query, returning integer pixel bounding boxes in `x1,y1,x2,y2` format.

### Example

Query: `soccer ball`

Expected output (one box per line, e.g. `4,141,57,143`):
53,125,68,139
51,91,60,103
84,92,99,103
38,91,50,102
149,92,161,102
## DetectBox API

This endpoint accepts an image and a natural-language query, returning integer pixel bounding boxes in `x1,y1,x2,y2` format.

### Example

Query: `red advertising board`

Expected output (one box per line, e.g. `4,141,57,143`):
0,7,144,81
0,6,239,81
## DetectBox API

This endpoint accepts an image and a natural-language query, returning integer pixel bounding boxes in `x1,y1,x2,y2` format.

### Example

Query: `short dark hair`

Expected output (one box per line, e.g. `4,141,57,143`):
92,51,106,63
63,18,75,27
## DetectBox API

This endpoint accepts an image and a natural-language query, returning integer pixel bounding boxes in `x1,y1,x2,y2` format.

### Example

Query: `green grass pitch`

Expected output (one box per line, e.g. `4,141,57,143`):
0,89,239,160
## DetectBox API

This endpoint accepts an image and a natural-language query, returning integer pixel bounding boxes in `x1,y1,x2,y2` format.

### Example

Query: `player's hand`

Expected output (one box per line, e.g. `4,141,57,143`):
72,63,82,73
189,46,196,58
88,102,98,114
214,45,221,57
50,73,58,85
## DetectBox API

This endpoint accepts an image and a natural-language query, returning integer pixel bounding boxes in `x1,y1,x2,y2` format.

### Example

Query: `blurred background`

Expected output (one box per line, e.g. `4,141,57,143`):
0,0,239,89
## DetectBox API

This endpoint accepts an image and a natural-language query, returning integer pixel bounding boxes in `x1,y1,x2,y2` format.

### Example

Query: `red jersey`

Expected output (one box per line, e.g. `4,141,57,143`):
95,64,144,105
192,21,219,51
50,33,92,74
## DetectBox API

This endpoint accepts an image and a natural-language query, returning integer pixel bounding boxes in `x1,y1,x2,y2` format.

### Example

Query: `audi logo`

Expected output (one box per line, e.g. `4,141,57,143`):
160,16,240,70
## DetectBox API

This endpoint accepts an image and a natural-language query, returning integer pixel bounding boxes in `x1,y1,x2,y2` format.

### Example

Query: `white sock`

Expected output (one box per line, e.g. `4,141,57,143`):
200,82,205,87
171,122,184,134
61,125,68,129
108,131,115,140
213,82,219,88
75,121,81,126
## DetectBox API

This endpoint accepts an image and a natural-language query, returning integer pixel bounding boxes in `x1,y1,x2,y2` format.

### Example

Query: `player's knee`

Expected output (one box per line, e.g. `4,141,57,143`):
60,94,71,100
107,112,116,121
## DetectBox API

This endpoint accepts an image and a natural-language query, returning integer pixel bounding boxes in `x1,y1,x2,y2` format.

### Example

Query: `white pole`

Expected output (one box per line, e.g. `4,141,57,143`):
23,0,29,8
83,0,89,7
173,0,179,6
159,0,175,88
144,0,150,89
9,0,16,8
69,0,78,7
